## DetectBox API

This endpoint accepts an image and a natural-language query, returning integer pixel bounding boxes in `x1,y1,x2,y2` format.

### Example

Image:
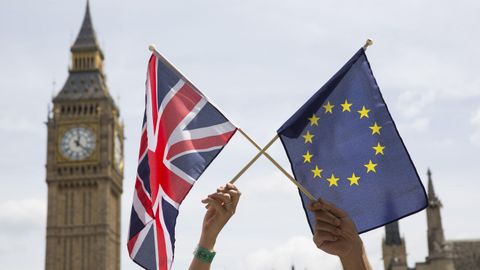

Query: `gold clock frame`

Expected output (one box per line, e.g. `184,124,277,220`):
57,123,99,163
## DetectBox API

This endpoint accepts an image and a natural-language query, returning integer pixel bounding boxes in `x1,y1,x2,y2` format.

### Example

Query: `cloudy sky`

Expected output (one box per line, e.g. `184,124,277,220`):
1,0,479,269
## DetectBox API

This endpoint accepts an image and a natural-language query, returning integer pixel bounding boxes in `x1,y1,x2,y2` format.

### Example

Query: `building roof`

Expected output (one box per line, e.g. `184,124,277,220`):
53,72,112,102
449,240,480,270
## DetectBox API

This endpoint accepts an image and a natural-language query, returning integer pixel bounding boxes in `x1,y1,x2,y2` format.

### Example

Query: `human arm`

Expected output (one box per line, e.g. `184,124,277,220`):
188,183,241,270
308,200,372,270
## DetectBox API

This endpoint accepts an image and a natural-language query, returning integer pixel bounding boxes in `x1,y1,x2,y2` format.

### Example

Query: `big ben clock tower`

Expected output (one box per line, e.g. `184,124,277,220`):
44,2,123,270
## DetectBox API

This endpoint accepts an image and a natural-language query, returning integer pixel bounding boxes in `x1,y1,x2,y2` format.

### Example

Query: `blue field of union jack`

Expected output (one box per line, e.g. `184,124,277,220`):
128,53,237,270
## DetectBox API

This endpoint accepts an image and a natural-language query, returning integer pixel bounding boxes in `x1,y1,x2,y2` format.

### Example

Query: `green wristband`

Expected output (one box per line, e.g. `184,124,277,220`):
193,245,216,263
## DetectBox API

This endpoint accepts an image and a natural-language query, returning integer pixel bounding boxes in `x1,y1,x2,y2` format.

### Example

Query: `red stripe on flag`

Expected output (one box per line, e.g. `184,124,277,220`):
149,84,201,205
166,130,235,160
135,179,154,219
148,149,194,204
159,165,194,203
127,233,140,255
155,208,168,270
138,130,148,159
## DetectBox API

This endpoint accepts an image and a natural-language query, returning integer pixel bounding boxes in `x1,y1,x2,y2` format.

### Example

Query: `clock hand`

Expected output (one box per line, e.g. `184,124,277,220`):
78,140,89,150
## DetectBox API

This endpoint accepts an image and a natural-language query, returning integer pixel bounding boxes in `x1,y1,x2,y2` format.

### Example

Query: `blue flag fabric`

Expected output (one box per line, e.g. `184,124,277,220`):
278,48,427,233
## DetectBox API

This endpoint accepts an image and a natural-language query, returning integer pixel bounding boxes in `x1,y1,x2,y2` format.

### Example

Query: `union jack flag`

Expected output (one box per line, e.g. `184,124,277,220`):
127,53,237,270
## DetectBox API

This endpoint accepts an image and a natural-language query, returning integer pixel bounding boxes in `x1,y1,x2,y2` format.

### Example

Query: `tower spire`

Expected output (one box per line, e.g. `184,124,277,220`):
385,221,402,245
71,0,100,52
427,168,439,203
426,168,446,258
54,0,111,102
382,221,407,270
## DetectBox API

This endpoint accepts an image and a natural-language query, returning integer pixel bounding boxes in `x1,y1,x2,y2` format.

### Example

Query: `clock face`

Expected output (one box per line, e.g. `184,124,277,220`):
60,127,96,161
114,132,123,169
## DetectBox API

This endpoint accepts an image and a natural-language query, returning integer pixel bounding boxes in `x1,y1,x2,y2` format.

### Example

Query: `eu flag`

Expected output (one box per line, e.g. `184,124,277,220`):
278,48,427,233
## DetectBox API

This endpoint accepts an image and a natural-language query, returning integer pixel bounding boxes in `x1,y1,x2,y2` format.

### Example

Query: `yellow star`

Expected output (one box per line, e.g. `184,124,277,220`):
364,160,378,173
340,100,353,112
357,106,370,119
302,131,314,144
308,114,320,126
326,173,340,187
369,122,382,135
303,151,313,163
372,142,385,155
322,101,334,114
311,166,323,178
347,173,360,186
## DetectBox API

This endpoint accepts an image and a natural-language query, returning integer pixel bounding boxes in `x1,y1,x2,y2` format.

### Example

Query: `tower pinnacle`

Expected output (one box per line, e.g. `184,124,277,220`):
68,1,104,73
426,169,446,258
385,221,402,245
427,168,437,201
54,0,112,102
383,221,408,270
71,0,100,52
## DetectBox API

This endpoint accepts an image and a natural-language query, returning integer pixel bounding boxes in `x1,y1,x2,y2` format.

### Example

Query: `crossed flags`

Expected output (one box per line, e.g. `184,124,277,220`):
128,40,427,270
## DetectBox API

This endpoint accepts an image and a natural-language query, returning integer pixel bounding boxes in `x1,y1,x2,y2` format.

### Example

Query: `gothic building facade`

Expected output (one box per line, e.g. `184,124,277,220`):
382,170,480,270
44,2,123,270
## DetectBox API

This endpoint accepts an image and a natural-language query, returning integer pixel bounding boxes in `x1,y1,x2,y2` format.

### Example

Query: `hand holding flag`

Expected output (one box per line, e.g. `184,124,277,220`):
188,183,241,269
309,199,372,269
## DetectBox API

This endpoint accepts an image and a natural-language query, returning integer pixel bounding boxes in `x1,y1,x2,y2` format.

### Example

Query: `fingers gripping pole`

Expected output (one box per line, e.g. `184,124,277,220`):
235,129,317,201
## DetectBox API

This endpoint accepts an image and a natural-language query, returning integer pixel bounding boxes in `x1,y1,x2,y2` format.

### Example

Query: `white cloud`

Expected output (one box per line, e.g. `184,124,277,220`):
397,117,431,133
241,169,297,196
0,199,46,231
0,115,41,133
395,89,436,119
392,89,434,133
470,108,480,146
241,236,341,270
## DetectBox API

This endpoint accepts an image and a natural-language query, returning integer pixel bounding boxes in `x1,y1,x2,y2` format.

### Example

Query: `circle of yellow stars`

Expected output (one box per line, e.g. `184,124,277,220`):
302,99,386,188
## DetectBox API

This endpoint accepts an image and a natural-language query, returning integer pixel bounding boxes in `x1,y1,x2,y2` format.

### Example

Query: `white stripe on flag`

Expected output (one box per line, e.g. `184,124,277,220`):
132,188,153,224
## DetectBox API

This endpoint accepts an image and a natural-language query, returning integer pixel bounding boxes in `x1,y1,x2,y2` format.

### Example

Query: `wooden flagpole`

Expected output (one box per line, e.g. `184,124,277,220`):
234,130,316,201
229,132,278,184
